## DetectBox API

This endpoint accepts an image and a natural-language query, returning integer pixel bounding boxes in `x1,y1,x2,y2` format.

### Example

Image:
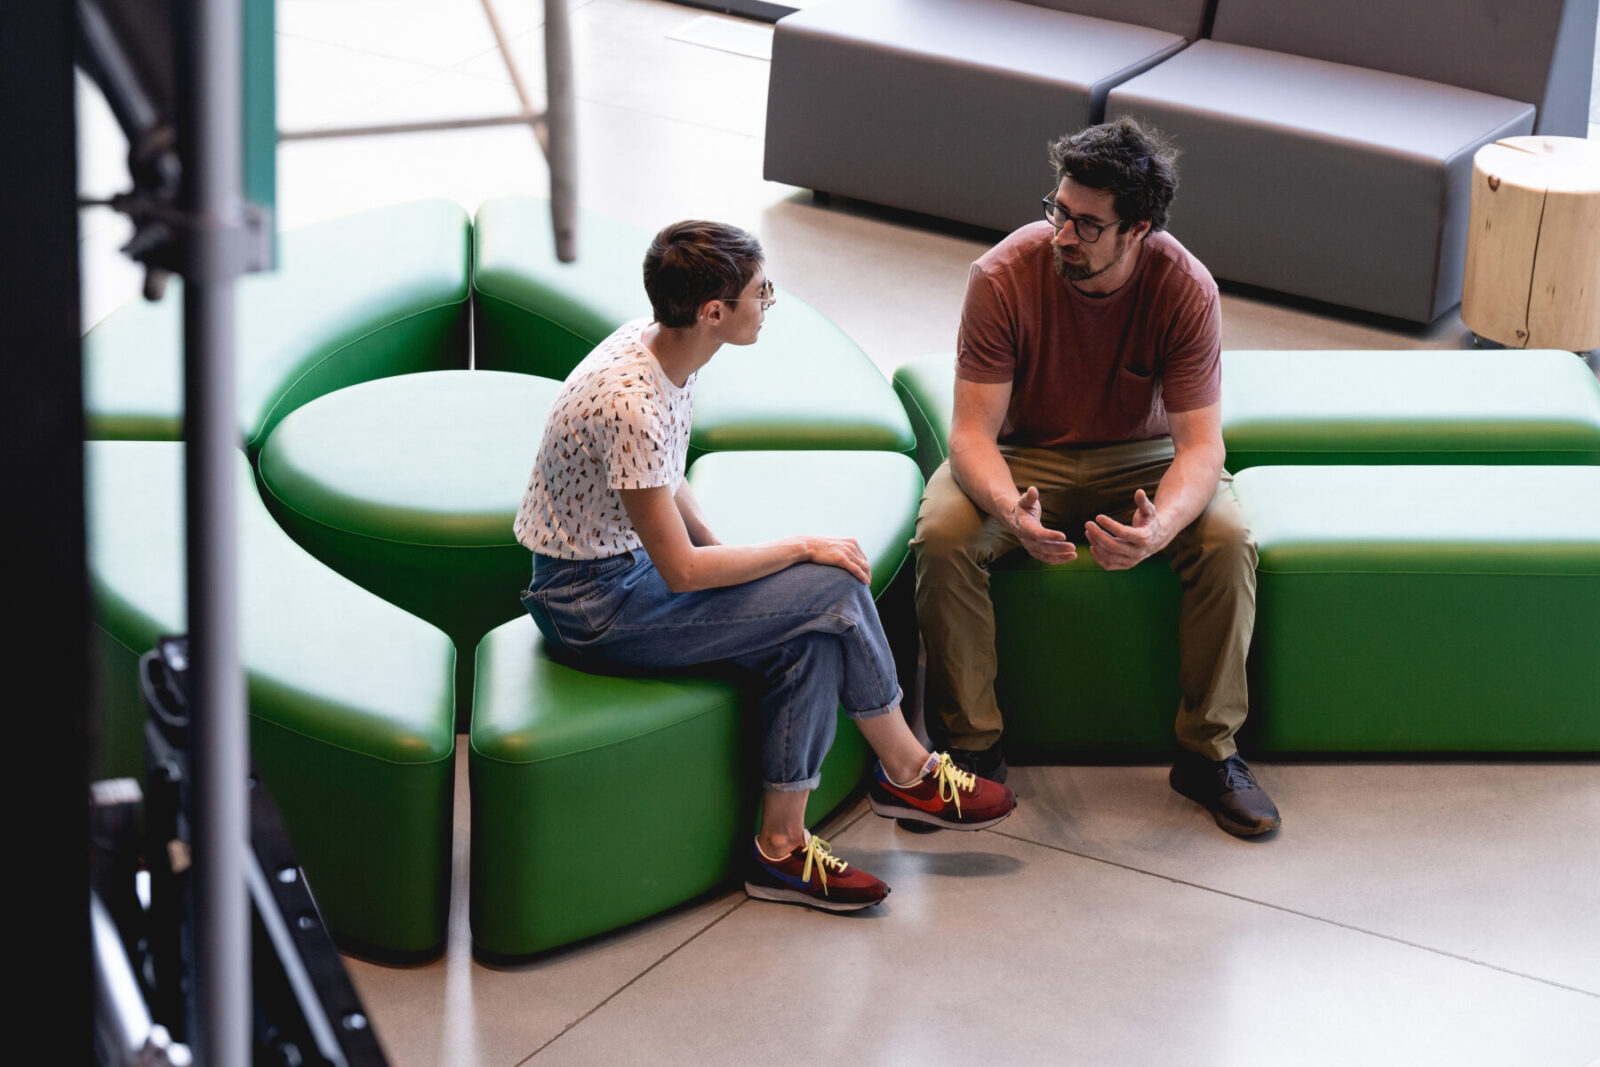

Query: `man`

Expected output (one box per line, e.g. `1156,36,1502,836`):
911,118,1280,836
516,220,1015,913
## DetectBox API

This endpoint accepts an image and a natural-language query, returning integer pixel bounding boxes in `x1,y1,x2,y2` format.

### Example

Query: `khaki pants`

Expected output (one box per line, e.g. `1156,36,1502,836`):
911,438,1256,761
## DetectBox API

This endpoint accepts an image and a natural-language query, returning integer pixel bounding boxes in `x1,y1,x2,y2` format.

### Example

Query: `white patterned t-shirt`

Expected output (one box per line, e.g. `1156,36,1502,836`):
514,320,696,558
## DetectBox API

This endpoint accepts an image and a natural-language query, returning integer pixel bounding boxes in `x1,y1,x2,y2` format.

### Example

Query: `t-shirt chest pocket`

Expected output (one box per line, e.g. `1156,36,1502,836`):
1112,359,1162,416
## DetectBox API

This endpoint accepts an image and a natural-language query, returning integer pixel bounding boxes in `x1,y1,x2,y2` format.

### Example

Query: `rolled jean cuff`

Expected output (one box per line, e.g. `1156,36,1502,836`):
763,774,823,794
845,685,903,723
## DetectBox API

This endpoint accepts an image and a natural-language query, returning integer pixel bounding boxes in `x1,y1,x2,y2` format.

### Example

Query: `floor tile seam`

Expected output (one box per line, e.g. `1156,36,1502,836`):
575,94,766,143
989,828,1600,1001
275,30,466,76
515,897,749,1064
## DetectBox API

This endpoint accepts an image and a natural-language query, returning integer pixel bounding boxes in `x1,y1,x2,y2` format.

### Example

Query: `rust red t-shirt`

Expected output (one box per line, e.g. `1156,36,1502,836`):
956,222,1221,447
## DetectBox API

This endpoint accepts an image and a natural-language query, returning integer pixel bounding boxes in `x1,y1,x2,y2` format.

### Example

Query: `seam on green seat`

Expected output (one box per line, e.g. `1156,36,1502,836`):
258,479,519,550
474,289,608,355
250,295,472,448
1256,566,1600,578
96,626,456,768
469,690,746,766
895,384,948,463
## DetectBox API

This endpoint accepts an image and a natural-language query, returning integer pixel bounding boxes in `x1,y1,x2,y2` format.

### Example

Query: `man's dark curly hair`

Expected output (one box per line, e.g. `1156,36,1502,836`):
642,220,764,328
1047,117,1180,234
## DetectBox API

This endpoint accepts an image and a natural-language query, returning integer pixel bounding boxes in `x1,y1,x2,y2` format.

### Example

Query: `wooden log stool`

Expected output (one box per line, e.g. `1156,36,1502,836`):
1463,136,1600,353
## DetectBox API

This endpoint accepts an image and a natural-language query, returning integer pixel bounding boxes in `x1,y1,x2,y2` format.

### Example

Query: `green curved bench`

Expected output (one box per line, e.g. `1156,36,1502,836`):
87,441,456,956
83,198,472,451
258,370,562,728
472,195,916,461
469,449,923,956
85,198,932,960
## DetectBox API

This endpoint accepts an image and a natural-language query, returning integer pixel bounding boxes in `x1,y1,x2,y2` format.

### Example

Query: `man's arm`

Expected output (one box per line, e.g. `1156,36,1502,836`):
620,484,871,593
948,376,1076,564
1082,402,1225,571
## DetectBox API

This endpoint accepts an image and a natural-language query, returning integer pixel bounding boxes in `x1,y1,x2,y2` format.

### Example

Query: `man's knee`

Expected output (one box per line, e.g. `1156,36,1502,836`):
912,465,988,569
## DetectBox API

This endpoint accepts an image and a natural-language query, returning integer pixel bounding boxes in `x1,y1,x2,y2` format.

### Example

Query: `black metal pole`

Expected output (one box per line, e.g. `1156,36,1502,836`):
179,0,251,1061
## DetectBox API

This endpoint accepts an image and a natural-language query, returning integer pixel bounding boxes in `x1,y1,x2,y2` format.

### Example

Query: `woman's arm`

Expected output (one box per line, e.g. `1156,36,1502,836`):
620,485,870,593
673,480,721,547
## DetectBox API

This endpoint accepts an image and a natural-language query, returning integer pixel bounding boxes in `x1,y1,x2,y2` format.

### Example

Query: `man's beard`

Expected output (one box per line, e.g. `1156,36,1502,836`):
1053,245,1117,283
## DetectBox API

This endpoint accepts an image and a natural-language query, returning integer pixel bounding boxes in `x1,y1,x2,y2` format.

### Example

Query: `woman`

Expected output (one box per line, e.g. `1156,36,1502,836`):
515,220,1015,912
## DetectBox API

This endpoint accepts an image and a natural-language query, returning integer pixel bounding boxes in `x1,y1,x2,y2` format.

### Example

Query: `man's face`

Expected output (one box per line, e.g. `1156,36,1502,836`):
1048,177,1142,285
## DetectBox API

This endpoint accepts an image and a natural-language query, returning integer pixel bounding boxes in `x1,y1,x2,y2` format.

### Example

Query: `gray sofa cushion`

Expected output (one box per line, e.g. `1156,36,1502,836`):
1211,0,1597,136
765,0,1190,232
1108,40,1535,322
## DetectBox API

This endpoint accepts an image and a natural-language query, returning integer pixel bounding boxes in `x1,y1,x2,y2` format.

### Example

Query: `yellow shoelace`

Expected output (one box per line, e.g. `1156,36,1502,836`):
933,752,977,818
801,833,850,894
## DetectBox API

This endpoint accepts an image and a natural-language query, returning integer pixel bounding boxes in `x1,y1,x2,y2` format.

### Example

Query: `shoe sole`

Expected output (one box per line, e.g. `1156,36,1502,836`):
867,794,1015,831
1169,776,1280,837
744,882,885,911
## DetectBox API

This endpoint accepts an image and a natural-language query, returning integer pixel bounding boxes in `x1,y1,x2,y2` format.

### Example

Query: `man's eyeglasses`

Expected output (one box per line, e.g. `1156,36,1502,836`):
724,278,777,311
1041,196,1122,244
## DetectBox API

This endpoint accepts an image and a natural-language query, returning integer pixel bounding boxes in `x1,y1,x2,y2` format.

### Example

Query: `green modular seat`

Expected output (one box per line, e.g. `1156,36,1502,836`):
892,349,1600,478
1221,350,1600,470
1234,465,1600,752
87,441,456,956
990,555,1182,760
84,198,472,451
257,369,561,728
472,195,916,460
892,353,956,480
469,449,924,956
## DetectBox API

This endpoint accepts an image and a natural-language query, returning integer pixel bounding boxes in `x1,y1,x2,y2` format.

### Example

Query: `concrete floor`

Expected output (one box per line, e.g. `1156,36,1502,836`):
77,2,1600,1064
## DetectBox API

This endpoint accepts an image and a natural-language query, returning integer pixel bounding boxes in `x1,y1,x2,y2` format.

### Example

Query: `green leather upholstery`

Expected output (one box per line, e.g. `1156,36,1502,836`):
1234,465,1600,751
257,370,561,727
991,555,1182,759
468,449,923,956
472,195,916,460
84,199,472,450
87,441,456,955
1221,350,1600,470
471,196,653,380
893,348,1600,475
892,354,956,479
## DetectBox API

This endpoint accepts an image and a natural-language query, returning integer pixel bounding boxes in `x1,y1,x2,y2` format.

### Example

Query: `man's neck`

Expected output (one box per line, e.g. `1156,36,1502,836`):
640,322,718,387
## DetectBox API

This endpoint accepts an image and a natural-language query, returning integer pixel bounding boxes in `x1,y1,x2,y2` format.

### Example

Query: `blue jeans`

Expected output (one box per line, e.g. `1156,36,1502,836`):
521,549,902,793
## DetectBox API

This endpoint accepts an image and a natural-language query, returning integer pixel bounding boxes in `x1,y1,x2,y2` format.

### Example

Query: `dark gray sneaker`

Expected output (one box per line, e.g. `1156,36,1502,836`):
1169,751,1281,837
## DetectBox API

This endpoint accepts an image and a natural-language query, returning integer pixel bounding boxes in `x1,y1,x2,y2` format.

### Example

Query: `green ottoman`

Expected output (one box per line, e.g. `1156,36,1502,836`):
469,449,923,956
88,441,456,956
258,370,562,728
1234,465,1600,751
1221,349,1600,470
472,195,916,460
990,555,1182,760
84,198,472,450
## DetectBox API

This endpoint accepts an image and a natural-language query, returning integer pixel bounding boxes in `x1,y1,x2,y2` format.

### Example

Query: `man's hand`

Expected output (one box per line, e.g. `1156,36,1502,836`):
1084,489,1166,571
801,536,872,584
1011,486,1076,564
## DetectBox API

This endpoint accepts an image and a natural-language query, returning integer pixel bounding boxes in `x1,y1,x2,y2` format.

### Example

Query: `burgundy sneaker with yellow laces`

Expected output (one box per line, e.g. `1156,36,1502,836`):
744,831,889,912
868,752,1017,831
